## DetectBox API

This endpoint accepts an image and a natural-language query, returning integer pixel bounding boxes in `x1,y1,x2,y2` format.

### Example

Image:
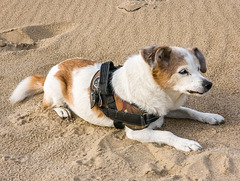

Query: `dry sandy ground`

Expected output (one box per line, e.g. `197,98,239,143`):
0,0,240,180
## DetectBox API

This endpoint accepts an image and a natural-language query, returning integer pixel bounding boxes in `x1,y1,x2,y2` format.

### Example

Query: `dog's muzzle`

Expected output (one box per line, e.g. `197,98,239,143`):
187,79,213,95
202,79,212,92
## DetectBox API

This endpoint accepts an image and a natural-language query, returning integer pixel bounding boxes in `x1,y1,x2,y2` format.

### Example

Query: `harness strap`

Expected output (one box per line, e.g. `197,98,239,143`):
98,62,125,129
99,61,115,94
90,61,160,130
100,107,159,130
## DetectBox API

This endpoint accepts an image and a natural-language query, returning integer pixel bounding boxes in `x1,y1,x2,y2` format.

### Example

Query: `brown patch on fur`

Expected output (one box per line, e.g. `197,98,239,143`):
114,94,143,115
152,50,187,88
54,58,96,105
30,74,46,89
29,75,50,109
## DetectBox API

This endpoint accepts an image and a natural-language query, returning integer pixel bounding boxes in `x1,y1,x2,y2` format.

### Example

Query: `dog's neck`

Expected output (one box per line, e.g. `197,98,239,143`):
111,54,187,116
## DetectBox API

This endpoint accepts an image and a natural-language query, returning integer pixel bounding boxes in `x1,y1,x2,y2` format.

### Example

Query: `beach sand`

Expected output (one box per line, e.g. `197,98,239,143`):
1,0,240,180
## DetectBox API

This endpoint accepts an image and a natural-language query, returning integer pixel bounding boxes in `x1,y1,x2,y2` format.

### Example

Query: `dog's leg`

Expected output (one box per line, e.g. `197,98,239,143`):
125,127,202,152
166,107,225,125
43,65,72,119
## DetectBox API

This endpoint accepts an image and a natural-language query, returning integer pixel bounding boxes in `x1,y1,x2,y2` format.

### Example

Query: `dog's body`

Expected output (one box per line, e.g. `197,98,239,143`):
10,46,225,151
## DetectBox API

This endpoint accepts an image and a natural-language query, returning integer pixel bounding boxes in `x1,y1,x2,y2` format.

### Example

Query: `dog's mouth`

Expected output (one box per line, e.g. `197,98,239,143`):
187,90,204,95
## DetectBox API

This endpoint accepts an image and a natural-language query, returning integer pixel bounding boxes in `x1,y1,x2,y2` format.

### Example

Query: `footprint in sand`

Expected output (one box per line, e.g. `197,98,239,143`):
183,152,234,180
118,0,167,12
0,22,74,51
2,154,28,164
118,0,148,12
9,112,35,126
0,29,35,51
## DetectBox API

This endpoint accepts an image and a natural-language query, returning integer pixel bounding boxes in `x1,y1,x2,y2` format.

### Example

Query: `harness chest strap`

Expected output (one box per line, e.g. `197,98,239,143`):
90,61,160,130
113,94,159,130
100,106,160,130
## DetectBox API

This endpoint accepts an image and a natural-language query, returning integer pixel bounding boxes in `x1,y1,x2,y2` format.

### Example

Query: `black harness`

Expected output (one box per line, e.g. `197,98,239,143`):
90,61,159,130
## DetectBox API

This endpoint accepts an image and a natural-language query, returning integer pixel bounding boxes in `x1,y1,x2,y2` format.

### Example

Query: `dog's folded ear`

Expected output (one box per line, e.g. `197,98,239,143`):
193,48,207,73
141,45,159,69
141,46,172,69
155,46,172,66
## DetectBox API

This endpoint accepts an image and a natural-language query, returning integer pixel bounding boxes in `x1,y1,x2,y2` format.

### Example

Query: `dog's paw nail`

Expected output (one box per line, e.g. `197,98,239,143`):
216,119,225,125
54,107,72,119
213,115,225,125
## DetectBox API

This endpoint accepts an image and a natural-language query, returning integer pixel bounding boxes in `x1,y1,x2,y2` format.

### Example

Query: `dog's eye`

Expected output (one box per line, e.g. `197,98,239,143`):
178,69,189,75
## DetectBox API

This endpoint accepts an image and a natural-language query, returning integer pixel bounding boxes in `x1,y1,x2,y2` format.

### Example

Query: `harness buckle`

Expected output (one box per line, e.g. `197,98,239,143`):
140,113,160,127
140,113,148,127
90,72,100,109
98,92,103,107
90,91,97,109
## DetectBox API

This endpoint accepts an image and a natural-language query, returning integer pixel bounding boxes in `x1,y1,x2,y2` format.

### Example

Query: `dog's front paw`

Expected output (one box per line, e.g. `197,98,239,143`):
173,138,202,152
198,113,225,125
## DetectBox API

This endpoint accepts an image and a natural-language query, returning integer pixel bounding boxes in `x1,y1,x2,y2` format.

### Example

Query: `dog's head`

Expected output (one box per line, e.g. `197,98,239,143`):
141,45,212,95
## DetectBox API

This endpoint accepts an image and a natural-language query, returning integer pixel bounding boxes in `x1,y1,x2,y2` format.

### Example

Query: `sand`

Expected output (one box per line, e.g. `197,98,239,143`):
0,0,240,180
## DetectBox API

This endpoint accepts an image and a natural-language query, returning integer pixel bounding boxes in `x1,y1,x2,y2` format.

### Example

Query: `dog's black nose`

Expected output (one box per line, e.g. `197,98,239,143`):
202,80,212,91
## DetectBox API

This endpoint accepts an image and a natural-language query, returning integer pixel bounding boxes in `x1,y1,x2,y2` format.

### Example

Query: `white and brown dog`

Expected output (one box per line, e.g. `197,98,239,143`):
10,46,225,152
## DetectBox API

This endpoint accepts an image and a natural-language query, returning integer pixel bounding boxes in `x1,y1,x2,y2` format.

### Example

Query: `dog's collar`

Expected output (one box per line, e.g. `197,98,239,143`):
90,61,159,130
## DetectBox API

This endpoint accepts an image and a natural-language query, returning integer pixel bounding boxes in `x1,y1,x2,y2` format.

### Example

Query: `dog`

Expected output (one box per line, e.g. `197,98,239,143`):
10,45,225,152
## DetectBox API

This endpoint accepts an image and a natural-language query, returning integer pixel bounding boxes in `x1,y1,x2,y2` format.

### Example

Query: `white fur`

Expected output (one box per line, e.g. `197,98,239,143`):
112,54,187,116
10,47,225,152
125,126,202,152
70,64,114,127
166,107,225,125
41,62,114,126
43,65,65,108
10,76,43,104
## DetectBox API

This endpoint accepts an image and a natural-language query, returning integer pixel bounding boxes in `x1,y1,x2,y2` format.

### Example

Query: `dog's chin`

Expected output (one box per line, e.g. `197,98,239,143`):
186,90,205,95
